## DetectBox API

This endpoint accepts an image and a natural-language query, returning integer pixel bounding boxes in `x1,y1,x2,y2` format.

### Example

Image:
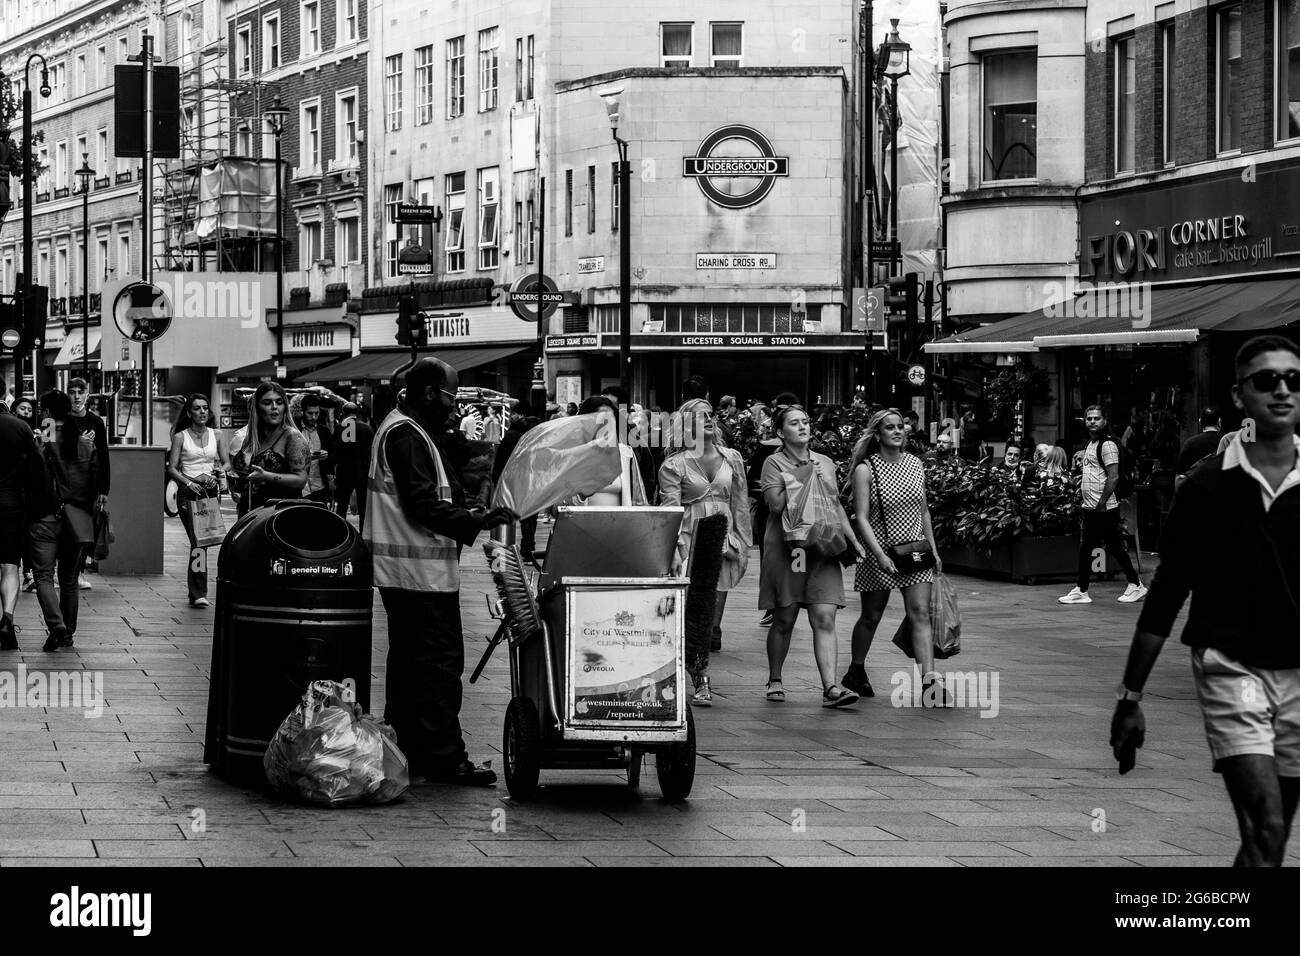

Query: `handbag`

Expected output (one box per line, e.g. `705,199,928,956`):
190,494,228,549
869,456,936,574
62,503,96,546
94,508,115,561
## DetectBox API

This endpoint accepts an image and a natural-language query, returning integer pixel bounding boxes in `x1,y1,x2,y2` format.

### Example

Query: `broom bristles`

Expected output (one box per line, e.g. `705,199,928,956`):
484,541,541,640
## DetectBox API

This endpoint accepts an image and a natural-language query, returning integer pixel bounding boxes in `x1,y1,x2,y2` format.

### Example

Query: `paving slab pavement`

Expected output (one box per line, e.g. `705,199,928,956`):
0,507,1292,867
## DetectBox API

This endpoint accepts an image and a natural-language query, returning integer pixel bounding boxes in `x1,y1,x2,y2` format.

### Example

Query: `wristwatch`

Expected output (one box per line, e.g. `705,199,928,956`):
1115,682,1143,703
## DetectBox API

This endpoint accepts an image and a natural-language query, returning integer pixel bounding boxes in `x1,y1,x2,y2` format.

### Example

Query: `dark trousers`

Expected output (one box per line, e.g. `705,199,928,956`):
177,485,217,602
379,587,470,773
334,480,368,529
306,488,332,506
520,514,537,556
29,514,84,636
1077,508,1139,590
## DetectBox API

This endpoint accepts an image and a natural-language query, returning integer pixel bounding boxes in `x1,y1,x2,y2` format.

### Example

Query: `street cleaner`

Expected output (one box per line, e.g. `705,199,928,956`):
364,357,516,786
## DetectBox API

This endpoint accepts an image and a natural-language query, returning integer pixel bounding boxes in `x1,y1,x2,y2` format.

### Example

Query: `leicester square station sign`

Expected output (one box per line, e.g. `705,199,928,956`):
683,125,789,209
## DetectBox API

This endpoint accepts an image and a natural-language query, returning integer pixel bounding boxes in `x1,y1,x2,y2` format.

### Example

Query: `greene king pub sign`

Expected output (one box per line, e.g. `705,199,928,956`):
683,125,789,209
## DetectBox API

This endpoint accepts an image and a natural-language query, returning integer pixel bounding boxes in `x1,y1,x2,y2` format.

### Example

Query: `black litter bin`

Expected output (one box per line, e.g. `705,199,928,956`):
204,499,373,787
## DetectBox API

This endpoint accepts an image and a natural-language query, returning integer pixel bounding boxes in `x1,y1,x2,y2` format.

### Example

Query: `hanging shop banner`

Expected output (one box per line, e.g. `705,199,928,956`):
566,586,681,724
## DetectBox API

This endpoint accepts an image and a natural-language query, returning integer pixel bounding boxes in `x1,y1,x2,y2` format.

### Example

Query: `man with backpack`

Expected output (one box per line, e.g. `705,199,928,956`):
1177,406,1223,479
1059,404,1147,605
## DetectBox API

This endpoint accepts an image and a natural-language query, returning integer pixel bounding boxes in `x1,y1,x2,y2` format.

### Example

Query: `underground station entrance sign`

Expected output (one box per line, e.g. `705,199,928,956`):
508,273,564,323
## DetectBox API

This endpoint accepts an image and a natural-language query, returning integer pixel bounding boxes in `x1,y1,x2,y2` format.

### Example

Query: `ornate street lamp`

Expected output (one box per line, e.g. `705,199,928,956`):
76,153,96,382
597,84,631,402
263,96,290,379
877,19,910,277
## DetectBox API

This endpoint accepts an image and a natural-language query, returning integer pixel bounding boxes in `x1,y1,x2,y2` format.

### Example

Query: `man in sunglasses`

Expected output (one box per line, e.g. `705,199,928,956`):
1111,334,1300,866
364,357,517,786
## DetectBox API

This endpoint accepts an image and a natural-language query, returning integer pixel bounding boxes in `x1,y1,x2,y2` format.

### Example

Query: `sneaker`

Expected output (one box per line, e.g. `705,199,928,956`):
1058,587,1092,604
710,632,722,652
78,575,92,591
0,618,17,651
190,597,210,608
42,627,67,652
1118,583,1148,604
58,631,74,649
691,676,713,708
759,611,774,627
841,665,875,698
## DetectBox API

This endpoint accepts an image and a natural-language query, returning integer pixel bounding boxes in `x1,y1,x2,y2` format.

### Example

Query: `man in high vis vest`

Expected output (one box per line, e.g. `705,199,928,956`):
364,358,517,786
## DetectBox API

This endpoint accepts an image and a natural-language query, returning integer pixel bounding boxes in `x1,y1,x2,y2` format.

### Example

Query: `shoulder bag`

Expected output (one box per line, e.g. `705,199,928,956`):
869,456,935,574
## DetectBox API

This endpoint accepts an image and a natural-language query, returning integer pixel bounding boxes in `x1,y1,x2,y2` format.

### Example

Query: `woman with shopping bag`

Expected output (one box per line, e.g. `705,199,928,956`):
844,409,952,706
167,394,232,608
758,405,864,707
658,398,752,706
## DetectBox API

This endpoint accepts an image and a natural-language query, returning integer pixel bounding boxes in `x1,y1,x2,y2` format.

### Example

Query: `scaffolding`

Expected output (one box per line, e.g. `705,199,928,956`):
158,17,277,274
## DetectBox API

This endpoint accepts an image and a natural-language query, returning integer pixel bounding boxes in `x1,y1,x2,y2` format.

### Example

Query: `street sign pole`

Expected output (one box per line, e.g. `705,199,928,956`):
141,33,154,446
534,177,547,419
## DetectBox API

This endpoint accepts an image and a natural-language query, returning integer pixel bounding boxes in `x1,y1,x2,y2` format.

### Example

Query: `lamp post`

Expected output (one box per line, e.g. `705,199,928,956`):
877,19,910,278
75,153,95,383
263,96,289,379
597,85,631,402
23,55,51,398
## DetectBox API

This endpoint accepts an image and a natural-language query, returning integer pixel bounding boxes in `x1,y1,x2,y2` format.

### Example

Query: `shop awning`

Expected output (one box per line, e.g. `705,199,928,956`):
52,327,102,368
926,277,1300,354
218,354,345,383
302,345,530,383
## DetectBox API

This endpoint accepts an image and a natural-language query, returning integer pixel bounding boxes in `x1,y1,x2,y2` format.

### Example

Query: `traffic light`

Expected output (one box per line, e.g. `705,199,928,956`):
2,284,48,354
25,284,49,348
884,273,918,328
0,297,20,354
413,309,428,347
395,295,415,346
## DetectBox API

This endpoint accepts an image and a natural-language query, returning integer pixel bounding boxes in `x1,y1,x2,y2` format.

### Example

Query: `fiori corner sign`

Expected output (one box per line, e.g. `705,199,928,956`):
683,125,789,209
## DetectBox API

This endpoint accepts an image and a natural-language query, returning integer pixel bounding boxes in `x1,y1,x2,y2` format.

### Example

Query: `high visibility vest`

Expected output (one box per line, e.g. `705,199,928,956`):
363,409,461,592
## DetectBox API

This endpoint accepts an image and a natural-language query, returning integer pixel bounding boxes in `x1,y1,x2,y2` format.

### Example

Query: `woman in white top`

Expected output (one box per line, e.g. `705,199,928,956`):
167,394,231,607
573,395,649,506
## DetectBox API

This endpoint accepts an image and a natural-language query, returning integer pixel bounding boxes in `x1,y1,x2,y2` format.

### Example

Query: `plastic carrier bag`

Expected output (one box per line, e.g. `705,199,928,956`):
891,572,962,660
263,680,409,807
781,461,849,561
491,413,623,518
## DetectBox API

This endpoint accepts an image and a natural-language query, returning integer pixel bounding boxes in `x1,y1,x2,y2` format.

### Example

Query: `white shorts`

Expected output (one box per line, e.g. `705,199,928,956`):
1191,646,1300,777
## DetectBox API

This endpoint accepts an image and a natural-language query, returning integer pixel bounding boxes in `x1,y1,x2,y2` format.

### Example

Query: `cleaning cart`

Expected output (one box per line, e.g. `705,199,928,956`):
478,506,697,801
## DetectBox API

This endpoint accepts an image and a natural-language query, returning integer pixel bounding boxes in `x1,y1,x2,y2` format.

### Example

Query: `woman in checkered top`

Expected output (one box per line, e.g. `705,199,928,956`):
842,408,949,705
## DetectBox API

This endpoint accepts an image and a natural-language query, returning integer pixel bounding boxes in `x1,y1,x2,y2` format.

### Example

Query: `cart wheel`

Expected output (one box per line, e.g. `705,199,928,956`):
627,749,642,788
504,697,542,799
655,709,696,801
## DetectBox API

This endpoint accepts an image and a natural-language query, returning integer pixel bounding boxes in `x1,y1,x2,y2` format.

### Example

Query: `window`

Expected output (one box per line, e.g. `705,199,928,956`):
447,37,465,118
1218,4,1242,152
117,230,131,279
48,62,66,104
96,46,106,88
235,122,252,156
525,199,535,262
236,24,251,76
982,50,1037,181
478,27,499,112
264,13,281,70
385,184,403,277
587,165,596,233
76,54,86,97
179,10,193,64
514,200,524,261
97,129,108,172
1114,35,1136,174
1161,23,1177,164
340,0,358,44
261,117,277,159
118,36,129,66
415,46,434,125
300,100,321,171
515,38,523,101
300,221,322,264
415,177,436,252
75,136,87,183
38,247,49,288
385,54,403,131
56,141,68,191
301,1,321,57
37,146,48,193
96,237,109,287
611,162,621,231
56,246,68,297
1278,0,1300,140
710,22,742,67
564,169,574,236
445,173,466,272
662,23,692,67
477,167,499,269
337,216,360,263
337,90,358,163
527,35,534,99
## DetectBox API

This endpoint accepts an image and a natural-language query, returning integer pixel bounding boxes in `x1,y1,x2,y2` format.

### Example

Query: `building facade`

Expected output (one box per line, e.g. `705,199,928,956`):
936,0,1300,465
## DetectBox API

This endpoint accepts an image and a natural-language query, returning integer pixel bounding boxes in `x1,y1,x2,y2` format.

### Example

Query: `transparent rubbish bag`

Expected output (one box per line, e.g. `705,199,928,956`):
491,413,623,518
263,680,410,807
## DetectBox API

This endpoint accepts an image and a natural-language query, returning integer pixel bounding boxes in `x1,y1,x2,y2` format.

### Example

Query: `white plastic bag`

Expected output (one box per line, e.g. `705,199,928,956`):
491,413,623,517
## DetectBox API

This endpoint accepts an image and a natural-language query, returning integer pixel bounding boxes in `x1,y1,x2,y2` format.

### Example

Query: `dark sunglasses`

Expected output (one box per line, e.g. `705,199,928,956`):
1239,370,1300,393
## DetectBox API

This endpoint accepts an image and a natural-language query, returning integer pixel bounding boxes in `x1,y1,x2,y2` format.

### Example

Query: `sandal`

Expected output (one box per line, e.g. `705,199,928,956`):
822,684,860,709
765,679,786,702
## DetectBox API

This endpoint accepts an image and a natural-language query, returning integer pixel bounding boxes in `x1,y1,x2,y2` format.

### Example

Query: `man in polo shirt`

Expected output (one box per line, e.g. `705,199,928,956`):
1111,334,1300,867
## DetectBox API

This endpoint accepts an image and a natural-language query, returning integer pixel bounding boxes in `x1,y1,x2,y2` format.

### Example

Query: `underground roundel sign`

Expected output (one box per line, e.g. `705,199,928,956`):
683,125,790,210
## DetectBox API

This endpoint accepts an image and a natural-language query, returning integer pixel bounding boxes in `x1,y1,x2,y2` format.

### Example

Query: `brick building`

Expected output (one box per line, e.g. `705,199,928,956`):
934,0,1300,469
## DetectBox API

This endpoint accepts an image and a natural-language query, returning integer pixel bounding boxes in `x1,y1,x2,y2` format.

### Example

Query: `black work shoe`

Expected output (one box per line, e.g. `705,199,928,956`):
421,760,497,787
58,631,75,649
841,666,875,698
43,627,68,652
0,618,17,651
